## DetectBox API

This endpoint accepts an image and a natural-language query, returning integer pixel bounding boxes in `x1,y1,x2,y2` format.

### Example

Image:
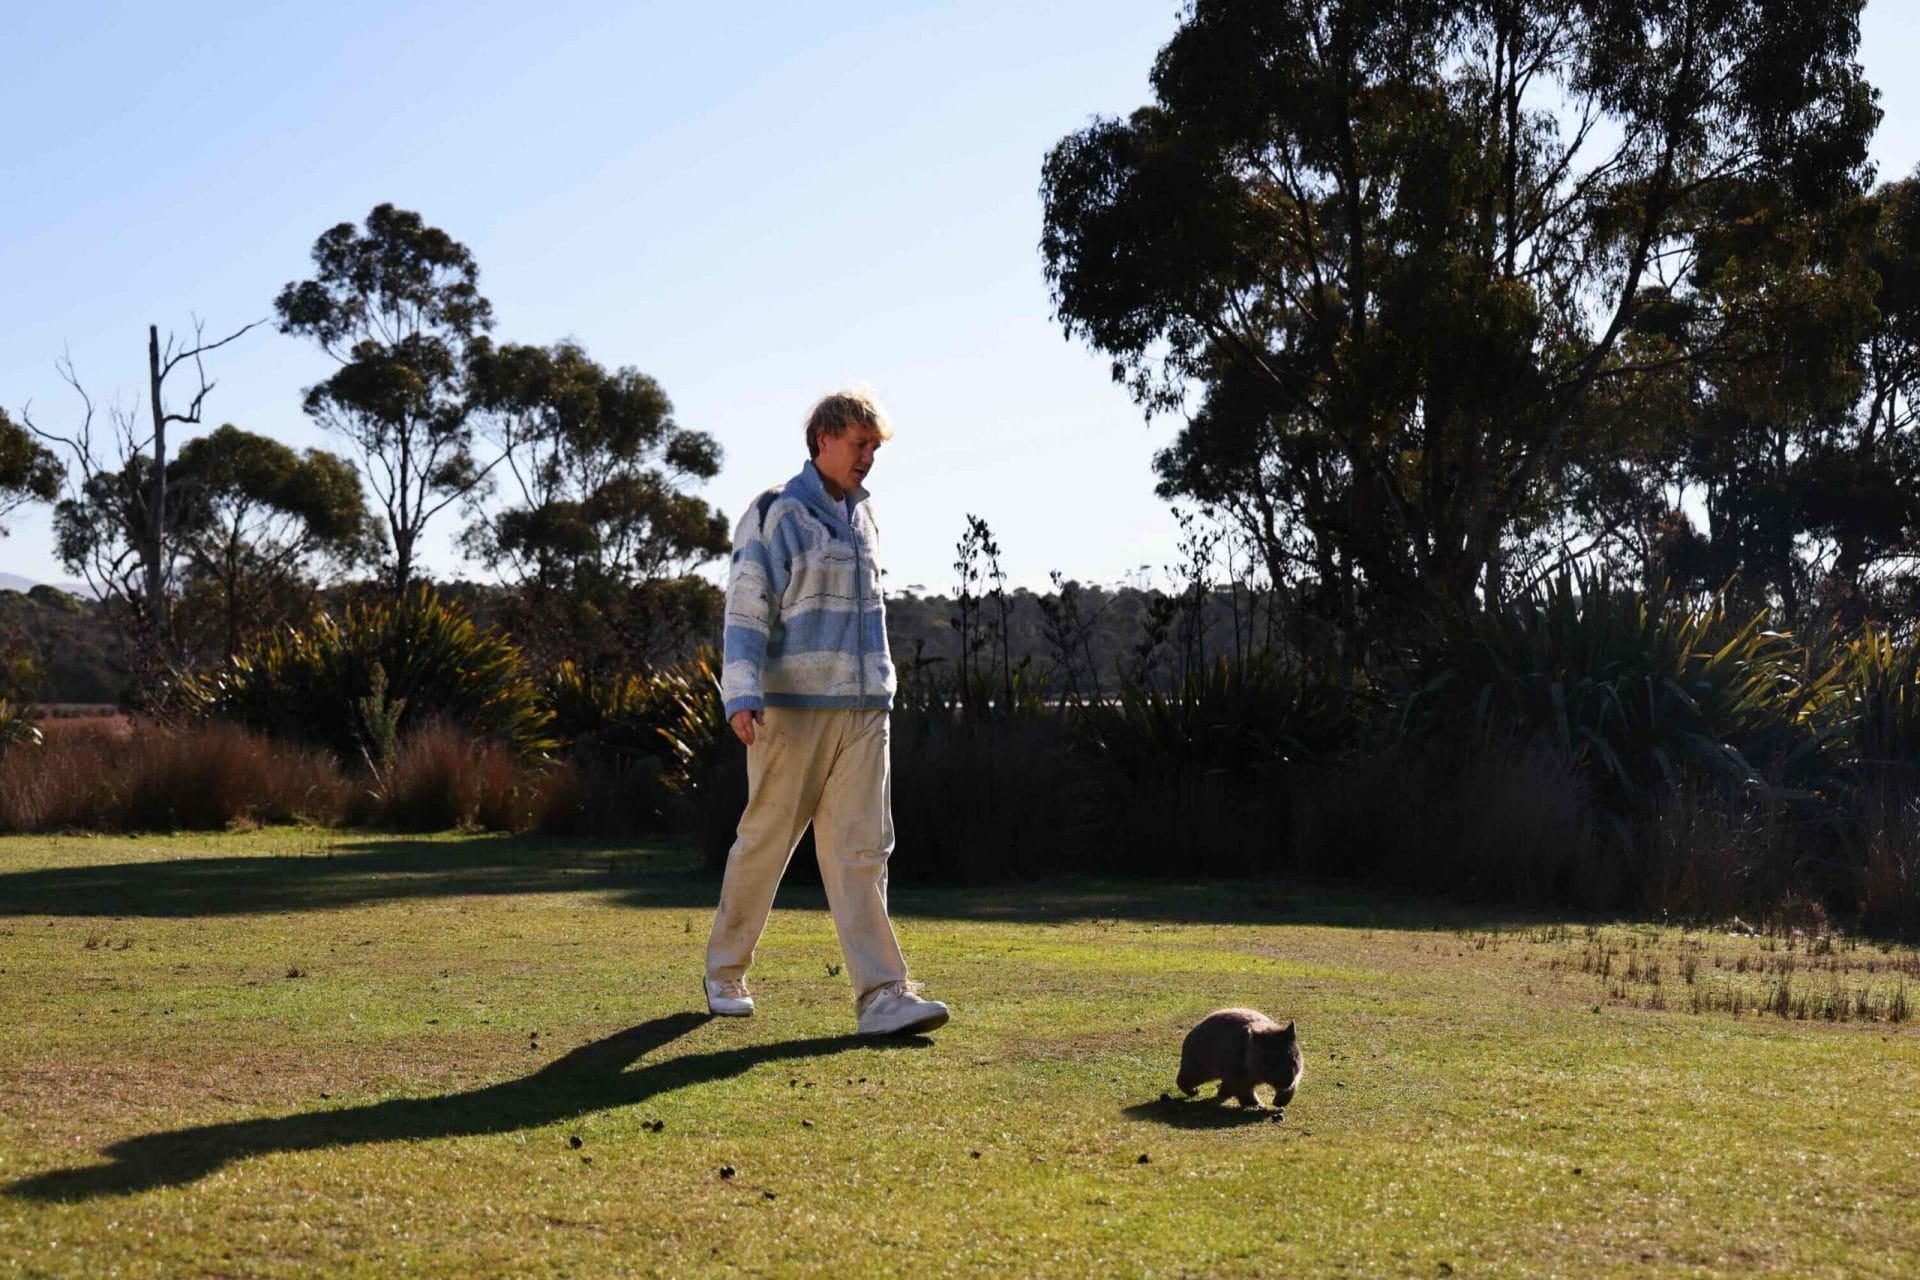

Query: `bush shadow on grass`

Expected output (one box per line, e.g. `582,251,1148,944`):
0,833,713,918
0,831,1568,933
7,1012,933,1202
1120,1096,1288,1129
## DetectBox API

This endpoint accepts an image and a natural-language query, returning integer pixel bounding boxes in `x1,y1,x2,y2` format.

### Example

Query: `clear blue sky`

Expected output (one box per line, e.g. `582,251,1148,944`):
4,1,1917,595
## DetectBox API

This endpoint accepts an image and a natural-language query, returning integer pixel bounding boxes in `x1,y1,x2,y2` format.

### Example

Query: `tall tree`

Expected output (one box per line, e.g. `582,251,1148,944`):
275,204,498,597
0,407,63,536
168,424,380,660
1655,173,1920,627
1041,0,1878,644
463,339,729,668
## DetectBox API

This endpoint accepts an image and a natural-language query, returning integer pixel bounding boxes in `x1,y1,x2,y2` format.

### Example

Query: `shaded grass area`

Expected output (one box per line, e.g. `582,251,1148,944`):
2,830,1918,1277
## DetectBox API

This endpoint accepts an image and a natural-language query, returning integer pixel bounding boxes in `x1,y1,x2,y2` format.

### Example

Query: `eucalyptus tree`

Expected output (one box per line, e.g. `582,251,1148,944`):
463,338,728,667
168,424,380,660
275,204,499,598
1650,173,1920,628
0,408,62,536
1041,0,1879,642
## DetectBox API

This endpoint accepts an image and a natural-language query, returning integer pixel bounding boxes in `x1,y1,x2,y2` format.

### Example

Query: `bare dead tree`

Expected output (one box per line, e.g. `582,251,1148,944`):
22,317,263,707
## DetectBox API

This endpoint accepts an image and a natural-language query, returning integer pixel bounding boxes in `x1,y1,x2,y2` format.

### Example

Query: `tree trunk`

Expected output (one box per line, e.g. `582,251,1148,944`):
144,324,170,639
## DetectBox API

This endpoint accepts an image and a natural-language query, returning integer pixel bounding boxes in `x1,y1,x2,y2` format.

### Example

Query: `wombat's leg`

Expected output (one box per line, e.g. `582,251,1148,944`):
1271,1085,1297,1108
1233,1086,1264,1109
1215,1073,1247,1104
1175,1066,1206,1097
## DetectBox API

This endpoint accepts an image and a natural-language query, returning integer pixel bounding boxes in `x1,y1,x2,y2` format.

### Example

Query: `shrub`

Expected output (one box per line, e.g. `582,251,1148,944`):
190,585,556,764
0,719,353,833
1289,735,1605,907
889,712,1097,882
1401,573,1837,829
372,719,554,833
1077,653,1359,875
0,699,41,748
536,754,670,840
658,652,746,864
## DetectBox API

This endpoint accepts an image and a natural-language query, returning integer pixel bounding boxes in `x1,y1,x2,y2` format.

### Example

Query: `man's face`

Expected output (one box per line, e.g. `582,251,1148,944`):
814,425,884,498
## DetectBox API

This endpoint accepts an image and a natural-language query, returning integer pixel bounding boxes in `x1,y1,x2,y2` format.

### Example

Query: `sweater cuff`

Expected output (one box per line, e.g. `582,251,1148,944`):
723,694,766,719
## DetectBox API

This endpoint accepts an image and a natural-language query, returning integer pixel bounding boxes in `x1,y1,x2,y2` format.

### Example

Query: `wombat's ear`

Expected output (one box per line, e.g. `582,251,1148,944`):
1282,1021,1295,1033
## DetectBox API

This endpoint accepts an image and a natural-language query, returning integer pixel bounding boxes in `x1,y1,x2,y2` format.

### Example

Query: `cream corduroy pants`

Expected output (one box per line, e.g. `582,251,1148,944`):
705,706,909,1002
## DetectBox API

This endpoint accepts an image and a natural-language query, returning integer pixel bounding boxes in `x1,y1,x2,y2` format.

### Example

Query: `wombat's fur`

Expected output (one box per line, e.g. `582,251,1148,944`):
1176,1008,1303,1109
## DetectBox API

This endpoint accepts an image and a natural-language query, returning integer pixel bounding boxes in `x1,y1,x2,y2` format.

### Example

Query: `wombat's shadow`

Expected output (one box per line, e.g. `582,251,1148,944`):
1122,1095,1288,1129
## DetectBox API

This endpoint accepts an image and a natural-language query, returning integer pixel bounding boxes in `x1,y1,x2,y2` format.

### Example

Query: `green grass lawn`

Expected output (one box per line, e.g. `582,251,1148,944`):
2,828,1917,1277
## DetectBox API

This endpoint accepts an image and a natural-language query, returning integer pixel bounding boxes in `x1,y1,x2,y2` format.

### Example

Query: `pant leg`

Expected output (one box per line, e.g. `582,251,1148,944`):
811,708,909,1002
705,707,833,983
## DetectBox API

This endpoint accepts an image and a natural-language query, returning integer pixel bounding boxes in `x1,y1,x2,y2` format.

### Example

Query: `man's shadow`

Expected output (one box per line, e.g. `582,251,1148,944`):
9,1013,927,1202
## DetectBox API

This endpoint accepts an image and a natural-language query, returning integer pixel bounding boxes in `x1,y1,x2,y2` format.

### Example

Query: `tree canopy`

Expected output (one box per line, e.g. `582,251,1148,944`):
0,408,62,536
275,204,497,597
1041,0,1880,645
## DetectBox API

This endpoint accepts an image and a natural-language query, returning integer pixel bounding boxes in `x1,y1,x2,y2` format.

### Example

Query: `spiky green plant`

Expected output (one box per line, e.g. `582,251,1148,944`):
1831,626,1920,777
191,585,556,762
0,699,42,750
1402,572,1840,814
542,659,687,763
1079,651,1360,783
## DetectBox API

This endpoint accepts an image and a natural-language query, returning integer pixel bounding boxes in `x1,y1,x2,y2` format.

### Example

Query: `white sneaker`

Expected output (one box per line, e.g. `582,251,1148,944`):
705,977,754,1017
856,979,949,1035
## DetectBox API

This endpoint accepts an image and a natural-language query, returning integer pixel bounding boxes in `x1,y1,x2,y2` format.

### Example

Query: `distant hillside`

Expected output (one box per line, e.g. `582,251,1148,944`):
0,586,127,704
0,572,97,597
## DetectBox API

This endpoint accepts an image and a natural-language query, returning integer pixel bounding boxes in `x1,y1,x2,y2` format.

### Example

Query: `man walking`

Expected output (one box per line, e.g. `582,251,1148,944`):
705,389,950,1036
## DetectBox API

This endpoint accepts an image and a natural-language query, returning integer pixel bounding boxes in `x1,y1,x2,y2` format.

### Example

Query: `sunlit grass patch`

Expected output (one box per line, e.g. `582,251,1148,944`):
2,828,1918,1278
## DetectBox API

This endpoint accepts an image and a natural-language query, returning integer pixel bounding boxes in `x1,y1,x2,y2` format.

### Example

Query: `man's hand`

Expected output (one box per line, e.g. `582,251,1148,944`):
730,708,766,746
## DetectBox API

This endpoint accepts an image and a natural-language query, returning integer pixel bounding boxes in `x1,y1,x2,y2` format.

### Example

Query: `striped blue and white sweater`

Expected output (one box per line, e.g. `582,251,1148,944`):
721,460,895,719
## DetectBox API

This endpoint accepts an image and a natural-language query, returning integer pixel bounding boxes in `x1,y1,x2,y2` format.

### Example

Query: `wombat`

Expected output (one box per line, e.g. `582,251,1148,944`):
1176,1008,1303,1109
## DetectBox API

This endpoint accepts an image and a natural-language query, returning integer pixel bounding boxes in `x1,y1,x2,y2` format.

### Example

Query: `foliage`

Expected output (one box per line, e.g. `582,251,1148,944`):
0,406,63,534
462,339,728,599
191,584,556,762
167,424,380,661
275,204,496,595
0,699,42,749
1041,0,1878,639
1401,574,1839,825
1079,652,1360,875
0,719,355,833
1830,625,1920,777
656,650,745,861
0,587,125,704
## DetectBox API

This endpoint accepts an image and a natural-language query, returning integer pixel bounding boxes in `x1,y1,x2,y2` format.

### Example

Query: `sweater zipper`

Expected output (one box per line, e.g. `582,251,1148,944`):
852,502,866,700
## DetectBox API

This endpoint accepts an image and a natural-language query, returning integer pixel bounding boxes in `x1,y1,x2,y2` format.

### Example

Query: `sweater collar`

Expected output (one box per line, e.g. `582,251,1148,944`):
794,460,868,522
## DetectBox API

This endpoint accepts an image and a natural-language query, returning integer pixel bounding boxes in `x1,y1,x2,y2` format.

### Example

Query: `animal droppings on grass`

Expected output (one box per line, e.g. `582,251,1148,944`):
1137,1153,1150,1164
718,1166,735,1179
970,1150,981,1159
568,1135,583,1149
763,1190,776,1200
801,1120,814,1128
